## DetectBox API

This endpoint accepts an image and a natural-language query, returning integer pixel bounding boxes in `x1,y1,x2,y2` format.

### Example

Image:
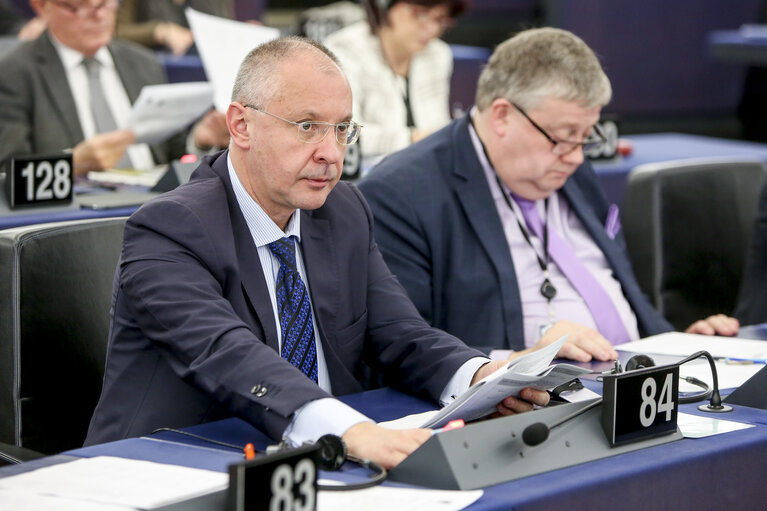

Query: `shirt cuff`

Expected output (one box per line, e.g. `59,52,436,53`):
283,398,373,447
439,356,491,407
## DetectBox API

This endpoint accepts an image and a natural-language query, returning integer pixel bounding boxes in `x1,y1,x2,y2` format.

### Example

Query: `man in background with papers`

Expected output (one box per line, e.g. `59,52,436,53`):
0,0,229,176
85,37,552,469
360,27,740,361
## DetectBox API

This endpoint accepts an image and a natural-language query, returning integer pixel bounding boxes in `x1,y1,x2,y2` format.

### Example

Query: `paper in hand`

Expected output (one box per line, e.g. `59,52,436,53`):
127,82,214,144
422,336,591,428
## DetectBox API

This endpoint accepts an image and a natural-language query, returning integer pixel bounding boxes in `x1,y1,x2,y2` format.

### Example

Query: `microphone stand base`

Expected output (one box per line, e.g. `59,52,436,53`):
698,403,733,413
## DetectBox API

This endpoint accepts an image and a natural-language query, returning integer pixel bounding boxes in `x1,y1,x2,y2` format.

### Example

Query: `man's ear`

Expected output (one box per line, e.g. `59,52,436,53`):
227,102,250,150
489,98,512,138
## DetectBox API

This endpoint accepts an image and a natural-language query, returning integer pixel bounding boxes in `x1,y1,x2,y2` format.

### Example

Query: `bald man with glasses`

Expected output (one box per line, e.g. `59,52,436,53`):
359,28,739,362
85,37,551,469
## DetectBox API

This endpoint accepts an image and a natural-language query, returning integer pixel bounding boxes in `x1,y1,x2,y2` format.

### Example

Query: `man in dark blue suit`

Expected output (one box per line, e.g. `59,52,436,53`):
85,37,550,468
360,28,739,361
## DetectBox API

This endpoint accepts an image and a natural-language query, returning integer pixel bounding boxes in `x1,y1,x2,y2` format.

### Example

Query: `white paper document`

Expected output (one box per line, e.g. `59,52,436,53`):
618,332,767,360
421,336,592,428
0,456,228,509
318,481,482,511
677,412,753,438
186,8,280,111
127,82,214,144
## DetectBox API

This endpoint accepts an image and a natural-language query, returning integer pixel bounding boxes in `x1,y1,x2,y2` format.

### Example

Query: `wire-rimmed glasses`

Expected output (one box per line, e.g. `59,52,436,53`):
245,105,362,146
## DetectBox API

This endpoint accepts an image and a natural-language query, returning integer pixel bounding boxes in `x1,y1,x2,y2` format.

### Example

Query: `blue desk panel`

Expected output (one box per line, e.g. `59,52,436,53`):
709,29,767,66
591,132,767,206
59,387,767,511
0,206,137,231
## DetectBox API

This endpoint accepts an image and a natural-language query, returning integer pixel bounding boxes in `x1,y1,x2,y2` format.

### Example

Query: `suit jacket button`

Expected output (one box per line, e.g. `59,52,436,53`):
255,386,268,397
250,384,262,395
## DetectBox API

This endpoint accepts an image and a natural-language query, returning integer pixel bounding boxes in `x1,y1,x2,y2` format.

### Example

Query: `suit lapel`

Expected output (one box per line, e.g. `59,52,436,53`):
209,153,280,350
298,210,334,346
560,178,627,285
109,42,142,103
449,118,526,350
35,34,84,145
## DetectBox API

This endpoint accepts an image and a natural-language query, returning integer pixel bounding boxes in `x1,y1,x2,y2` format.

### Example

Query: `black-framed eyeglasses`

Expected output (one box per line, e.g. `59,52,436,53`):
47,0,120,18
511,102,605,156
244,105,362,146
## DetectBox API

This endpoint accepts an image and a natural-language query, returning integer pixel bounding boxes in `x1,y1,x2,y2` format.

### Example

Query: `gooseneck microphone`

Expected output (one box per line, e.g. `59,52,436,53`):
522,398,603,446
676,350,733,413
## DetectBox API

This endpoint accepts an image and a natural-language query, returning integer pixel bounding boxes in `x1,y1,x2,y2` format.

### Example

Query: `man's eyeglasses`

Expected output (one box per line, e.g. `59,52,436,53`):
245,105,362,146
512,102,605,156
47,0,120,18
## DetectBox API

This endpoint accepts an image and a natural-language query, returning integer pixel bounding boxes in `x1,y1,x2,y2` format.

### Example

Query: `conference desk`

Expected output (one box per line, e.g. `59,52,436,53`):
4,382,761,510
3,133,767,231
708,29,767,66
591,132,767,206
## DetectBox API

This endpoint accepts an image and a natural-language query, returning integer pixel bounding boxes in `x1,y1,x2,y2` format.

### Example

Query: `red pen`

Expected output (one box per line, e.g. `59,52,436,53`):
432,419,465,435
243,443,255,460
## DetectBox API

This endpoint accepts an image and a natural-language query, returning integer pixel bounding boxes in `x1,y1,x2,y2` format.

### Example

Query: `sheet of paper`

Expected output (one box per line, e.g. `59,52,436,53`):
618,332,767,360
87,166,166,187
127,82,214,144
0,489,136,511
0,456,227,509
186,8,280,111
318,481,482,511
677,412,754,438
421,336,592,428
679,359,764,391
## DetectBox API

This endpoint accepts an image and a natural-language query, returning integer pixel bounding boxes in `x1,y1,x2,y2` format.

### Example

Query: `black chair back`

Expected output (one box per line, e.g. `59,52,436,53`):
0,217,126,454
622,158,767,330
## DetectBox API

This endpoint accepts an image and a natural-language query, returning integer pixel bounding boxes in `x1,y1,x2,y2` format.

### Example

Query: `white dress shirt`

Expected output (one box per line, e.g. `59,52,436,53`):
49,33,155,170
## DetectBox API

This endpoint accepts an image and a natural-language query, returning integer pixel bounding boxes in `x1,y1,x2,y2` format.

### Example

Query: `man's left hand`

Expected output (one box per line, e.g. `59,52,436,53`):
471,360,550,416
685,314,739,336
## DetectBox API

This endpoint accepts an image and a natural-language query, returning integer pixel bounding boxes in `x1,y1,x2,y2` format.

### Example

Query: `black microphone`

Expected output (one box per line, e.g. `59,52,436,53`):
676,350,733,413
522,398,603,446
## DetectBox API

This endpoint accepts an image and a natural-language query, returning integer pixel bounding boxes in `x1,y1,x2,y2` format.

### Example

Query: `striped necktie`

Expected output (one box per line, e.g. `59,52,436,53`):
268,236,319,382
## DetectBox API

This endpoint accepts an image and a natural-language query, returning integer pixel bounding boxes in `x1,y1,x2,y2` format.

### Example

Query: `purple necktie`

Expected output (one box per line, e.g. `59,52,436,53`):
514,196,631,345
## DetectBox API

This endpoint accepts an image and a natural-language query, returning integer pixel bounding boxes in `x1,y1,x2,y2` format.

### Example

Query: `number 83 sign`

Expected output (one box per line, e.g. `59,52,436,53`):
601,364,679,446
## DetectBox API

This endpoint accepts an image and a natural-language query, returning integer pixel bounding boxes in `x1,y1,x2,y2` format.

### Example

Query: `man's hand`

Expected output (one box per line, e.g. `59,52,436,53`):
72,130,136,175
535,320,618,362
341,422,431,469
685,314,739,336
193,109,230,150
155,22,194,56
471,360,551,416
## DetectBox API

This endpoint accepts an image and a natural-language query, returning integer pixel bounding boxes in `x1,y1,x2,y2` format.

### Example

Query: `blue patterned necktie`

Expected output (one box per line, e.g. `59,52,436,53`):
268,237,319,382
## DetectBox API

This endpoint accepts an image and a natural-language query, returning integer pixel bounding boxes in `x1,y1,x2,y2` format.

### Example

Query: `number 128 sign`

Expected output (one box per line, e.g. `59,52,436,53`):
6,154,73,208
601,364,679,446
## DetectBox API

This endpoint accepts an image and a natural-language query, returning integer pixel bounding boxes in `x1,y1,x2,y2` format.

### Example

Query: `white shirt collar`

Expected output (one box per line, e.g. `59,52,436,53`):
48,31,115,73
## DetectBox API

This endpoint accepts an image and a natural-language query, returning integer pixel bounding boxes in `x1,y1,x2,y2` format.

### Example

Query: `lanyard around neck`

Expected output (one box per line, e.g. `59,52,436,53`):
468,114,557,302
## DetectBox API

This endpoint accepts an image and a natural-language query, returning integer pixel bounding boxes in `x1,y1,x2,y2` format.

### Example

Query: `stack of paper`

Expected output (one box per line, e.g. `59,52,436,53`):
0,456,227,510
